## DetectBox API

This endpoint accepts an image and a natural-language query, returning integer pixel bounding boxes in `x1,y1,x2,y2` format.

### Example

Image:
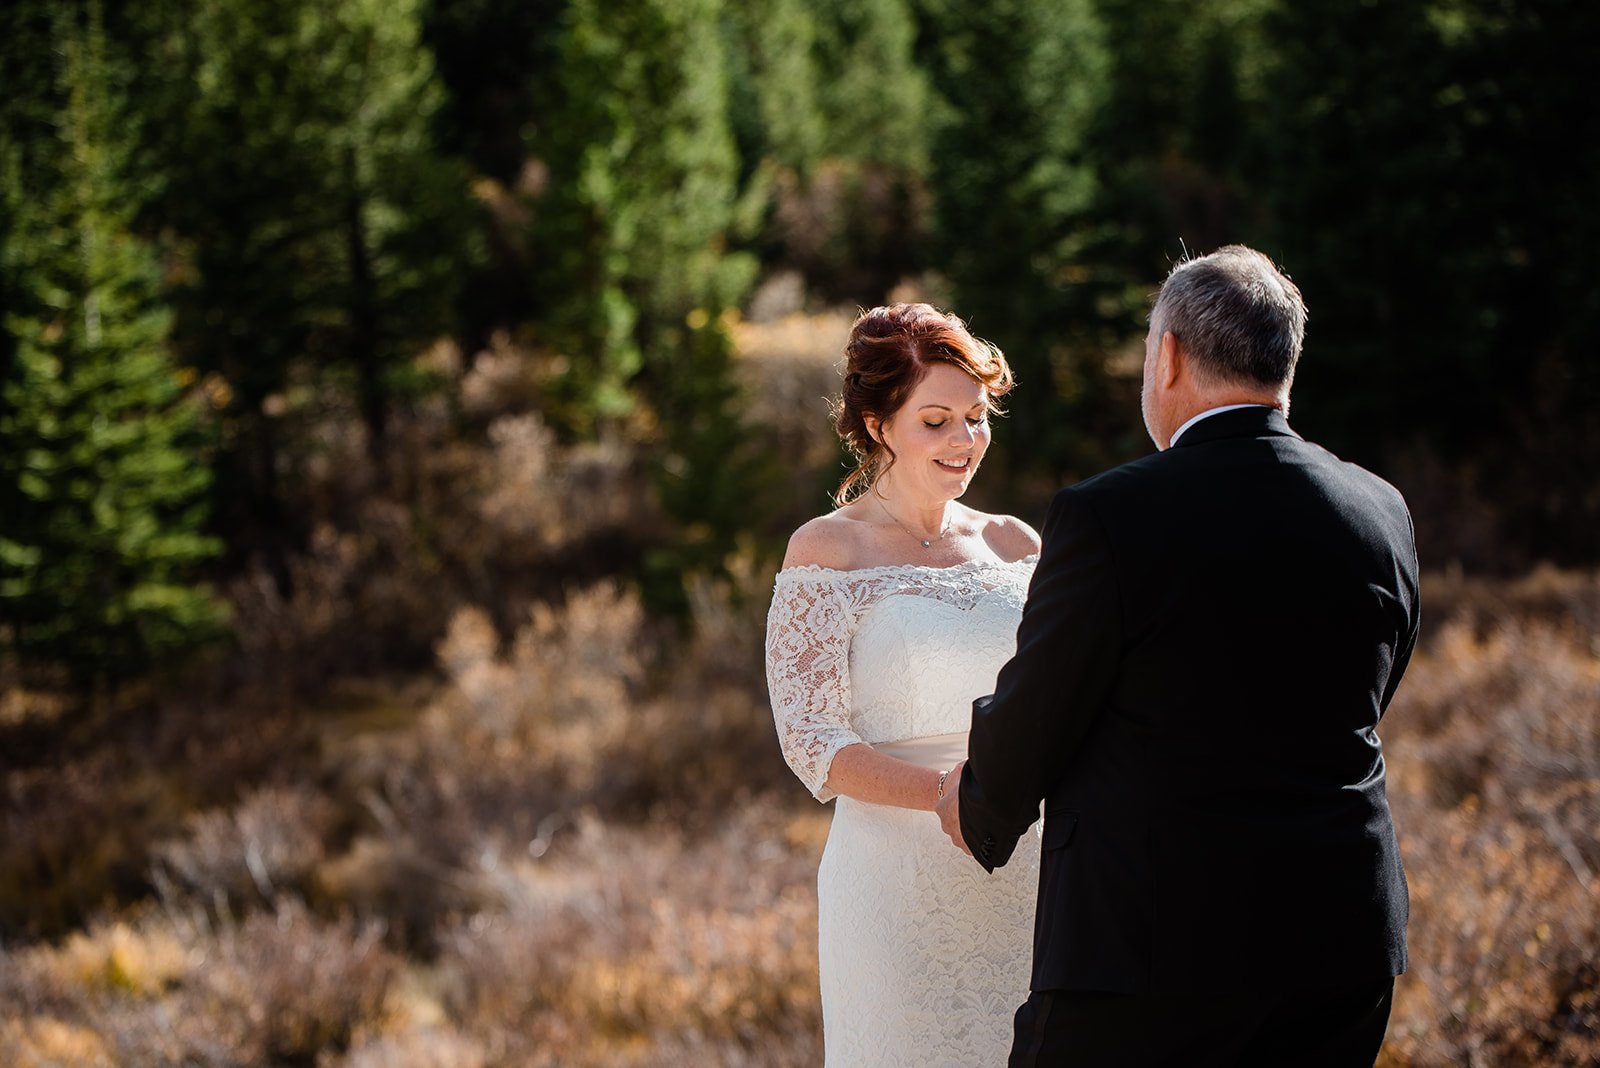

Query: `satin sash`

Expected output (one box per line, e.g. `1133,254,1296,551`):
872,732,967,770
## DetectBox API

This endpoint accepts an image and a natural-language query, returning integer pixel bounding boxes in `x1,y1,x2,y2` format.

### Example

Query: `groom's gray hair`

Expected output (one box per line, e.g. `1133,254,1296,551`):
1153,245,1306,388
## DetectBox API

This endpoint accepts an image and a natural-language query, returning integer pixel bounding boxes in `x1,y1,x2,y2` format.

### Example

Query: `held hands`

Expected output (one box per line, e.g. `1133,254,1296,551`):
935,760,972,857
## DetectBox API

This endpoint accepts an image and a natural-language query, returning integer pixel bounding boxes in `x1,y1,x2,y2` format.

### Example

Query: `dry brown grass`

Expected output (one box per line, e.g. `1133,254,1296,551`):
1,902,400,1066
151,784,339,913
1,561,819,1066
1380,569,1600,1066
429,803,827,1066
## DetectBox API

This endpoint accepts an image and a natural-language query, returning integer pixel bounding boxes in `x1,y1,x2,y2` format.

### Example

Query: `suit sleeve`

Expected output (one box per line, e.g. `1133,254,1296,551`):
959,486,1121,871
1378,502,1421,718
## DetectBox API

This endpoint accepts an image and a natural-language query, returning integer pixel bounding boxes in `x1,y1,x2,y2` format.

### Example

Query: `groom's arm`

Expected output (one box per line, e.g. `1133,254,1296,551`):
958,486,1120,872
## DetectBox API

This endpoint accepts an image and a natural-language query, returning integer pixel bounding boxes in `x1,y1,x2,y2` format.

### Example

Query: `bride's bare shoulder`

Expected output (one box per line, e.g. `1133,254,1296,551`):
968,507,1042,563
782,506,873,571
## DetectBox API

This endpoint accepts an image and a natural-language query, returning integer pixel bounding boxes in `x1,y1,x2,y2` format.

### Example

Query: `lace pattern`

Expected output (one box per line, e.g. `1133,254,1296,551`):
764,555,1036,801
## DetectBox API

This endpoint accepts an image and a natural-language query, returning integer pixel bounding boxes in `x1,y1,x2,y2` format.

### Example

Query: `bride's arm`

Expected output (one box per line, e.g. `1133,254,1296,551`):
770,572,947,808
766,520,951,811
821,743,947,811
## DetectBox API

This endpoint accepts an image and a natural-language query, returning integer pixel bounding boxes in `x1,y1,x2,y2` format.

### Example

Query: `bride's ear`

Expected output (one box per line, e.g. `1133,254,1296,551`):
864,413,883,444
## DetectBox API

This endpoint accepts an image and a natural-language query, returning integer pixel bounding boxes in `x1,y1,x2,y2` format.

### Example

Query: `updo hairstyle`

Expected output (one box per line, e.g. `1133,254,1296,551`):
833,303,1014,506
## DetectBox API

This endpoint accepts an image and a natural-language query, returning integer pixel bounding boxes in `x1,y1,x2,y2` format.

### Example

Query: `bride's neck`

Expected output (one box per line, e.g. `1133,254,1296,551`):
873,481,953,535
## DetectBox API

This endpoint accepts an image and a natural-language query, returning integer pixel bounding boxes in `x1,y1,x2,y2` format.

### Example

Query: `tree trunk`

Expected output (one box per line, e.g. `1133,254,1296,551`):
343,145,386,479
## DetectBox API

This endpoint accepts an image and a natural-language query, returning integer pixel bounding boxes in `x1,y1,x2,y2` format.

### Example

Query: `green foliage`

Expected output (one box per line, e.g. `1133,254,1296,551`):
1088,0,1262,257
0,4,223,688
724,0,825,178
1253,0,1600,563
643,313,778,612
916,0,1129,480
536,0,770,604
534,0,756,433
727,0,935,303
812,0,932,174
145,0,479,520
419,0,567,344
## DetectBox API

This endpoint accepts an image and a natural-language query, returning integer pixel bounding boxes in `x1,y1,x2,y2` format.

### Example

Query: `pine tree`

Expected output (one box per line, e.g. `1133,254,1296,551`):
726,0,826,179
140,0,478,558
726,0,935,303
1255,0,1600,562
0,3,223,692
915,0,1121,482
538,0,768,605
539,0,756,428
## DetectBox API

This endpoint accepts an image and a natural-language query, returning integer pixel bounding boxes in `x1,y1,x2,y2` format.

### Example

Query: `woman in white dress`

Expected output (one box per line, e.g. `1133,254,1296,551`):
765,303,1042,1065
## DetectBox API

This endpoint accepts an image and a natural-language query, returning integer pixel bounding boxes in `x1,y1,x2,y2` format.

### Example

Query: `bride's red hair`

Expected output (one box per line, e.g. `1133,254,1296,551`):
832,303,1014,506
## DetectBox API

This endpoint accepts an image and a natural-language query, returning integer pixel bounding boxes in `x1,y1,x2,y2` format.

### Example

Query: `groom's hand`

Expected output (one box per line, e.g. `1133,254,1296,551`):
936,761,972,856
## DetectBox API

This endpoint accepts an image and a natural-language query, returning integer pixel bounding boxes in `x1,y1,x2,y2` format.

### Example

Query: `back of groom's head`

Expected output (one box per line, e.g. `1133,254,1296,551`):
1154,245,1306,390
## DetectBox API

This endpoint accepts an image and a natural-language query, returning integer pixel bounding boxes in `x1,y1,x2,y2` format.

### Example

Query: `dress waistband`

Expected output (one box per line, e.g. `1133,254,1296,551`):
872,732,967,770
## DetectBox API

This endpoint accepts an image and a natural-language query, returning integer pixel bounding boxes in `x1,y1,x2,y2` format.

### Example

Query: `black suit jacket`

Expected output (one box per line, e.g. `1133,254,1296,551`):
960,407,1419,994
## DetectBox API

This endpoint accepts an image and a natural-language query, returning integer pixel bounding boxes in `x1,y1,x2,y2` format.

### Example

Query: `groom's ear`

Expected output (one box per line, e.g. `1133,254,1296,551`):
1159,330,1184,389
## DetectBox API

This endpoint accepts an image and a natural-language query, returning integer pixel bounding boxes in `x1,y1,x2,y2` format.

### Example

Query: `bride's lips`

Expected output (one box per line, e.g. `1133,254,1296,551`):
935,457,972,471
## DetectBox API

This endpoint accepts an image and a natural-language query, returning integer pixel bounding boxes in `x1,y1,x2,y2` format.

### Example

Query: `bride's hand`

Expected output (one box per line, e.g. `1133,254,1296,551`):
935,761,972,856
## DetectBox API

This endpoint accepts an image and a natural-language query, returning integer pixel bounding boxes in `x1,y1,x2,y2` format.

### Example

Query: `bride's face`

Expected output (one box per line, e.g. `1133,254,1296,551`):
871,362,992,504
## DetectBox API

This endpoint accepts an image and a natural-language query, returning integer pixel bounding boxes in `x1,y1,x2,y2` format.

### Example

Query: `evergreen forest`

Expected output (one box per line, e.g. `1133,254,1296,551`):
2,1,1597,1064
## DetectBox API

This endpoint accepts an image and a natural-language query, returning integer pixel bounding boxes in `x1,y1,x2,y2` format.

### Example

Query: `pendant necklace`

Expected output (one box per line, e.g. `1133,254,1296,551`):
877,493,950,549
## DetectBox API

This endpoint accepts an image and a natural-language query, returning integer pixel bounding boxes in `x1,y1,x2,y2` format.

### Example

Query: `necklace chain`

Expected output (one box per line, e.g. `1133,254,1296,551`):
876,494,950,549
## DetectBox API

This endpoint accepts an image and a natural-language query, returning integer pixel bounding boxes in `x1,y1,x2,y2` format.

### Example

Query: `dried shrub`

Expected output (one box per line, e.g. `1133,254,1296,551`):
1380,601,1600,1066
1,903,400,1067
478,414,647,556
434,801,827,1067
304,582,654,951
151,784,337,912
1384,796,1600,1067
330,1026,488,1068
2,1015,116,1068
224,353,662,697
424,581,647,803
309,803,477,957
413,567,786,821
206,904,398,1064
54,920,189,997
0,751,160,942
459,331,544,422
1421,565,1600,642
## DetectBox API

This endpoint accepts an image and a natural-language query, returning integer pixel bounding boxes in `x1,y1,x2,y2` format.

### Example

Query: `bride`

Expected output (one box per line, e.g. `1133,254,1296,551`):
765,303,1042,1064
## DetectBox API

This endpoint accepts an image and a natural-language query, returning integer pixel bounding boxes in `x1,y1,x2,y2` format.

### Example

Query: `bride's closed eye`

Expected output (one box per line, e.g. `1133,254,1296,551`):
924,416,987,429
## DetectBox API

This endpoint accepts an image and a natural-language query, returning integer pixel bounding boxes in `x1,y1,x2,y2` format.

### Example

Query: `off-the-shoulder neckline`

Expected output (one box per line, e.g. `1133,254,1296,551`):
775,553,1039,581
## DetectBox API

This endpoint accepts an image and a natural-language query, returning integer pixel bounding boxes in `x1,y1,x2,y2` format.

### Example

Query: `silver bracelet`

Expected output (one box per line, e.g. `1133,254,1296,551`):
936,769,950,801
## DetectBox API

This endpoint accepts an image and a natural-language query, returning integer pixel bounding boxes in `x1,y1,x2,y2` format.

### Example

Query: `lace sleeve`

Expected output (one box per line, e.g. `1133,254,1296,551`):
765,571,864,802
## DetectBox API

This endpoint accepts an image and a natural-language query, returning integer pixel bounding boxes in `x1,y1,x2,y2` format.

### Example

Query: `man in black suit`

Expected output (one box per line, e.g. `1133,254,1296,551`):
936,245,1419,1066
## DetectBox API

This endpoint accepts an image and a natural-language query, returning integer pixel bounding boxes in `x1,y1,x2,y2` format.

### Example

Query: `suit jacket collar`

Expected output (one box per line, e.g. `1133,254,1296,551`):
1169,405,1299,449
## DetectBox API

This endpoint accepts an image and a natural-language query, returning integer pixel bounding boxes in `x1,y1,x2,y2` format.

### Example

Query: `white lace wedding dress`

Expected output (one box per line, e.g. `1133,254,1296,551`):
765,556,1042,1066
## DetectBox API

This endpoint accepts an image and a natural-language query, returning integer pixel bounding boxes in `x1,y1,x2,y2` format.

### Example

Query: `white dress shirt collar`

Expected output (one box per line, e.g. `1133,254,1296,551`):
1168,403,1274,448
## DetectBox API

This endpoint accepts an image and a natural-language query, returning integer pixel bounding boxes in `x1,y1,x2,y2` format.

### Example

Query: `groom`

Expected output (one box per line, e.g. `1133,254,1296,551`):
937,246,1419,1066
